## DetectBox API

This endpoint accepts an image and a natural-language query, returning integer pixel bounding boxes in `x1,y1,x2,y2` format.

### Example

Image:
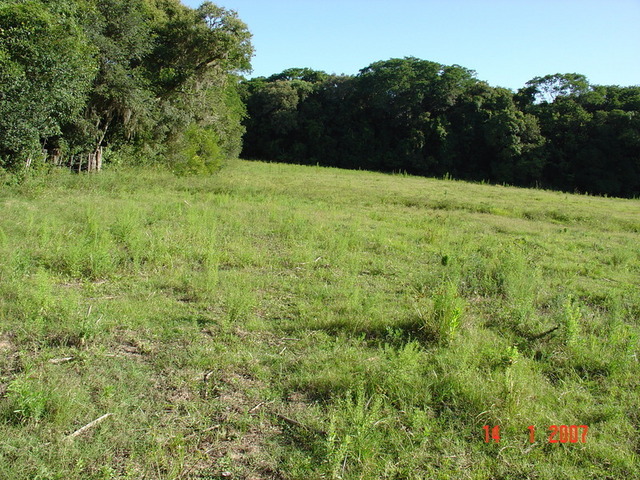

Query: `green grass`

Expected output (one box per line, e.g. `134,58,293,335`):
0,160,638,479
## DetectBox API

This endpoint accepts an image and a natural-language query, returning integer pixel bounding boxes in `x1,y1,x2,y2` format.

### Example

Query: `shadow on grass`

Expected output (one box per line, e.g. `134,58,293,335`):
284,315,436,350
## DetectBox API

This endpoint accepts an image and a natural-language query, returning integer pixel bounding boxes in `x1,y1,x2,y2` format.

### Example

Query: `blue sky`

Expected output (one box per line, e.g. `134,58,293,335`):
181,0,640,90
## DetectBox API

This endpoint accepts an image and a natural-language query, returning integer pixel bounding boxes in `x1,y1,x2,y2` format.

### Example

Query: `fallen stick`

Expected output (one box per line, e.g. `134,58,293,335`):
273,412,308,430
65,413,113,440
249,401,267,413
48,357,75,364
249,400,274,413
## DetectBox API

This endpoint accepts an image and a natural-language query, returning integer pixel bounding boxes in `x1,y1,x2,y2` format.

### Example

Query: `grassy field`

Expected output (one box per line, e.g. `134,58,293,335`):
0,159,638,479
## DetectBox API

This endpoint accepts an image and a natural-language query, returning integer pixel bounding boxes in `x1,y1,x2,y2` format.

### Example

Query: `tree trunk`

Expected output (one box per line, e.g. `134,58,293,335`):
96,146,103,171
49,148,62,166
87,147,103,172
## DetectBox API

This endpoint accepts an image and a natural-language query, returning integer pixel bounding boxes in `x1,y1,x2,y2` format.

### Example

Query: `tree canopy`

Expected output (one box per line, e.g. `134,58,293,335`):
0,0,253,175
241,58,640,197
1,3,637,198
0,0,96,169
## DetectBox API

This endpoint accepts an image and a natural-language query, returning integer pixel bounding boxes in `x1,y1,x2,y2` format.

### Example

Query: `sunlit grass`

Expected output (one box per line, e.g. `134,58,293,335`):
0,160,638,479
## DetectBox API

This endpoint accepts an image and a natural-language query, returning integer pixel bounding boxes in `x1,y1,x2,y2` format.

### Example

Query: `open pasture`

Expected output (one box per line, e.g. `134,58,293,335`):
0,160,638,479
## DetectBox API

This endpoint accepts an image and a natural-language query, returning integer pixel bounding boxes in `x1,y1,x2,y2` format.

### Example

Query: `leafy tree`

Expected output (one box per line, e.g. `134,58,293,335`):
241,77,314,160
242,58,547,186
482,88,545,184
241,60,638,196
79,0,154,155
518,73,591,104
0,0,96,171
146,0,252,93
1,0,253,176
268,68,330,83
445,83,544,184
575,109,640,196
142,0,253,168
348,58,478,173
518,73,640,196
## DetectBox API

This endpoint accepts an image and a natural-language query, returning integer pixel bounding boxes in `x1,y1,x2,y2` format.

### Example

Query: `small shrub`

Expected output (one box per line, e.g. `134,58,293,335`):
4,376,51,423
326,387,389,478
560,295,581,346
431,281,465,344
502,345,521,365
168,124,224,176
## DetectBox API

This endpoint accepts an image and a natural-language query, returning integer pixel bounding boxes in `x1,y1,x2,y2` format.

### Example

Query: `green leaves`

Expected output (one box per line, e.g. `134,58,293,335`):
431,281,465,344
242,58,638,197
148,0,252,92
0,0,96,170
168,124,224,176
241,58,545,183
524,73,591,104
0,0,253,175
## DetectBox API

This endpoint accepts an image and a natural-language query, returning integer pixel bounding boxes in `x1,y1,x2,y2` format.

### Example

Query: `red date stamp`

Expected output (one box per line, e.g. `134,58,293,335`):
483,425,589,443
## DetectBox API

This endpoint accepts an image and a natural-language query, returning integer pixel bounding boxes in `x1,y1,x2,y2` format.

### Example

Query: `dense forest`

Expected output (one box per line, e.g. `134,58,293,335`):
1,1,638,197
241,61,640,197
0,0,252,176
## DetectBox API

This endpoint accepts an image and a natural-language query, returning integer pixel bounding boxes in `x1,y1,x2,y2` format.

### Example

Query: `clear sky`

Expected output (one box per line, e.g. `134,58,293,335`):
181,0,640,91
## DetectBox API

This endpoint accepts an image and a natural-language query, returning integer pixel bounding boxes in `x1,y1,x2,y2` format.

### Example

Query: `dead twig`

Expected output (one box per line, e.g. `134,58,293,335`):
201,370,216,398
273,412,307,430
65,413,113,440
48,357,75,365
297,256,323,265
248,400,274,414
249,402,267,413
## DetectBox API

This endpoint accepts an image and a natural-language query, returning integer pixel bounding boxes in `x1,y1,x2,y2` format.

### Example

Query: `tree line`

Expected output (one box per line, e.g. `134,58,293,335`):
0,0,252,177
2,2,638,198
241,59,640,198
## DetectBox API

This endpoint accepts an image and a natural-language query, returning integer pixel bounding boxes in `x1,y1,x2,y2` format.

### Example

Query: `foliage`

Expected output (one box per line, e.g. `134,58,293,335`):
0,0,96,170
0,0,253,175
4,376,52,424
521,73,591,104
168,123,224,175
431,280,465,344
242,58,639,198
519,81,640,197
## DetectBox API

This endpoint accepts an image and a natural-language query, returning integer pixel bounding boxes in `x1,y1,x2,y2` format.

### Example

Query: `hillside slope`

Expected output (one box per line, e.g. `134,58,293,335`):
1,160,638,479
